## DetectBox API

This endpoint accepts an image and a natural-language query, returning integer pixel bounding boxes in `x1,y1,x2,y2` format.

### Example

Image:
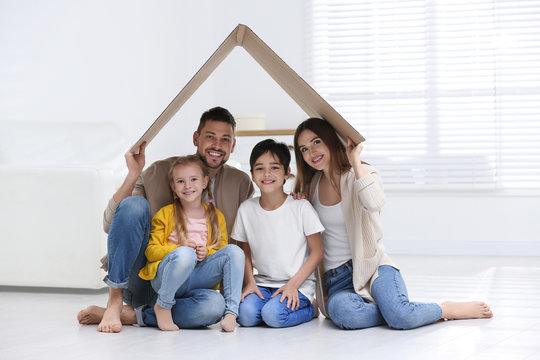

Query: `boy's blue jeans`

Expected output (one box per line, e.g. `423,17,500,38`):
325,261,442,330
136,245,244,328
238,286,315,328
103,196,156,307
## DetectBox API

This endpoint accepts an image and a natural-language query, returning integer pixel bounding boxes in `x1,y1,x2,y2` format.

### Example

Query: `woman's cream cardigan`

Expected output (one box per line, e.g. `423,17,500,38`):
309,166,395,319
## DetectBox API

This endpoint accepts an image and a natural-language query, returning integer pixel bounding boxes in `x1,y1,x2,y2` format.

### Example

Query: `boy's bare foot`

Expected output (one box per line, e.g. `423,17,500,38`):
154,303,179,331
78,305,136,325
220,313,237,332
98,288,123,333
440,301,493,320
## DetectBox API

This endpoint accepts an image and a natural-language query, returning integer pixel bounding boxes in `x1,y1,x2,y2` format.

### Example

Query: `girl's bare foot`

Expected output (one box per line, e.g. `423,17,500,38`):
154,303,179,331
220,313,237,332
98,288,124,333
440,301,493,320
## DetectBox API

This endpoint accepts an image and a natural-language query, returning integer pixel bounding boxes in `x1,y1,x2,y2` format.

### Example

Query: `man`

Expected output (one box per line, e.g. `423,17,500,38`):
77,107,254,332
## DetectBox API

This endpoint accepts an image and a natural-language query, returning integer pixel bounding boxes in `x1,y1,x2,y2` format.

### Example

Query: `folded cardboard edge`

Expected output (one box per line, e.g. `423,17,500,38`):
129,24,364,154
128,26,241,154
240,26,364,145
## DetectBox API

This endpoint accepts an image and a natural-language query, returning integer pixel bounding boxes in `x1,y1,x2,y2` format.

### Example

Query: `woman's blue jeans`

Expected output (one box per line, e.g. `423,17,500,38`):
136,244,244,328
325,261,442,330
103,196,155,307
237,286,315,328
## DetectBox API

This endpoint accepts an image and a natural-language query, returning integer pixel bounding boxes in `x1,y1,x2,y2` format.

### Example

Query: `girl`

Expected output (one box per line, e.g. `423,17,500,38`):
293,118,493,330
137,155,244,332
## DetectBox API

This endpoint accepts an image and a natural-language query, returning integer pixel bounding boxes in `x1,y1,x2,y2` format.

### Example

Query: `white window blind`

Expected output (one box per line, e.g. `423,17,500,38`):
306,0,540,190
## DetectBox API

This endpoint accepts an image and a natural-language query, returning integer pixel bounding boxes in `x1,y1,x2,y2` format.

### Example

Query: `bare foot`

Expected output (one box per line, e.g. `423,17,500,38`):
78,305,106,324
78,305,136,326
120,305,137,325
98,288,123,333
440,301,493,320
220,313,237,332
154,303,179,331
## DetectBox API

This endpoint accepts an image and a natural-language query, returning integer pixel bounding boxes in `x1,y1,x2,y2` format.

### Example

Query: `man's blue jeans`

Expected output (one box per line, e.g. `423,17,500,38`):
237,286,315,328
103,196,155,307
325,261,442,330
137,245,244,328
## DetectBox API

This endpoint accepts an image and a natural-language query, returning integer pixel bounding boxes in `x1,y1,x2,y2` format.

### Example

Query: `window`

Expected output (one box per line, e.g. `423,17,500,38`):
306,0,540,190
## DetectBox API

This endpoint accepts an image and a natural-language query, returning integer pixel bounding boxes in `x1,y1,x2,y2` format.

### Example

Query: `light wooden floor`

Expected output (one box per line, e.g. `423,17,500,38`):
1,255,539,360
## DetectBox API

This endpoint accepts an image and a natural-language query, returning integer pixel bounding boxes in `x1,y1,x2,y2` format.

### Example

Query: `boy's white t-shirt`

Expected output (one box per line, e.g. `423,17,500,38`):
231,195,324,302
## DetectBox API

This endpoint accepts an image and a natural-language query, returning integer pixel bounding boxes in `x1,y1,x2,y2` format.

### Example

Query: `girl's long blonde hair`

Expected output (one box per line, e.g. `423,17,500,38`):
168,155,221,249
293,118,351,195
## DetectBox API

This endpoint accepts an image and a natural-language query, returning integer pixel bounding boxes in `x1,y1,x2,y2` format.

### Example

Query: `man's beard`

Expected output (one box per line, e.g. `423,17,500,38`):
197,151,226,169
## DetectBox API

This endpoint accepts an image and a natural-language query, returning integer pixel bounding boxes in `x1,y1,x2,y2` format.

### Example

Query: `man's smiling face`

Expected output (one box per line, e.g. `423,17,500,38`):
193,120,236,170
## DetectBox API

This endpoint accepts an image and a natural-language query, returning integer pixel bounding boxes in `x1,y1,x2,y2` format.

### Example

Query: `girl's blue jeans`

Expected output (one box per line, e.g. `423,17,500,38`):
325,261,442,330
103,196,155,307
136,244,244,328
238,286,315,328
136,289,226,328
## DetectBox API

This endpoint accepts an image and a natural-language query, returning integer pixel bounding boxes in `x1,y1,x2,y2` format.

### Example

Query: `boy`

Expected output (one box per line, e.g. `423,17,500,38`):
232,139,324,328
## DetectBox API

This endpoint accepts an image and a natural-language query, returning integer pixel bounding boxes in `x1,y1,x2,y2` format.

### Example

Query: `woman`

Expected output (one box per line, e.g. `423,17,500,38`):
293,118,492,330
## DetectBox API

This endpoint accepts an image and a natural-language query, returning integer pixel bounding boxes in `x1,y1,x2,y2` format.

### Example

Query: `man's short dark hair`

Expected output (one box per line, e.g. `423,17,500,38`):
197,106,236,133
249,139,291,173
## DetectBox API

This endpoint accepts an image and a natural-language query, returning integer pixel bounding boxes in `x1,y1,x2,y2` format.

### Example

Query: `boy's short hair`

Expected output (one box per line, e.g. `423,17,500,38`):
249,139,291,173
197,106,236,133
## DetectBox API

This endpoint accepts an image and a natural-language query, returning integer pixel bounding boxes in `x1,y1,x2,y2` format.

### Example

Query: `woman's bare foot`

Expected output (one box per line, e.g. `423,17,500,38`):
440,301,493,320
98,288,123,333
220,313,237,332
154,303,179,331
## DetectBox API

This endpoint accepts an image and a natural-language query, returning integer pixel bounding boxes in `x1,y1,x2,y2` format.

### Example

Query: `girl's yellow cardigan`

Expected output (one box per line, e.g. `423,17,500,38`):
138,203,228,280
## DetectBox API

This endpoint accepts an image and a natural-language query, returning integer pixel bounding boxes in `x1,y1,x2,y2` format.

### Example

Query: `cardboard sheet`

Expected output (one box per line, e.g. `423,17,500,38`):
129,24,364,153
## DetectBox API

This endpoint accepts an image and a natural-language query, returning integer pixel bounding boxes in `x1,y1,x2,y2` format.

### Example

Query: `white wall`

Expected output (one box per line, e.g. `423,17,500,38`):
0,0,215,167
383,192,540,256
208,1,308,130
1,0,538,257
0,0,306,164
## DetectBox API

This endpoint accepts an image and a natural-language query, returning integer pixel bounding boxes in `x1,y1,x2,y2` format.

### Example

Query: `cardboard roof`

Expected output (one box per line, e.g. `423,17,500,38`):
130,24,364,153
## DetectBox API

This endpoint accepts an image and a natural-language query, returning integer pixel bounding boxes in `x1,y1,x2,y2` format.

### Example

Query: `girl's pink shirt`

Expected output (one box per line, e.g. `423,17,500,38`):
185,216,208,247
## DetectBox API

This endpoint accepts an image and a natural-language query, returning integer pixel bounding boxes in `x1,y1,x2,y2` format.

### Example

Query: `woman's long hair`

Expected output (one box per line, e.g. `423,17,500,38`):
168,155,221,249
293,118,351,195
